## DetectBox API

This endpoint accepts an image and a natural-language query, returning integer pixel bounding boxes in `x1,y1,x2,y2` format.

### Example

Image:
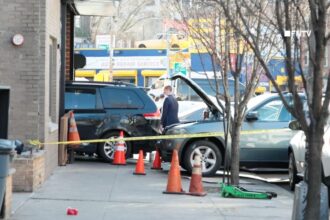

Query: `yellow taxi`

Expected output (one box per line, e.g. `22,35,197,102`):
135,33,190,49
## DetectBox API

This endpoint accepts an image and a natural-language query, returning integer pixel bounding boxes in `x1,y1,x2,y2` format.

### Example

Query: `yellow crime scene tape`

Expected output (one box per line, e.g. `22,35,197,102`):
29,128,290,146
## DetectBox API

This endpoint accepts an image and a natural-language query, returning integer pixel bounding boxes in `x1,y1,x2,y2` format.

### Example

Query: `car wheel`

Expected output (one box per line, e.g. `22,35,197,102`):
183,140,222,177
289,152,299,191
98,131,132,162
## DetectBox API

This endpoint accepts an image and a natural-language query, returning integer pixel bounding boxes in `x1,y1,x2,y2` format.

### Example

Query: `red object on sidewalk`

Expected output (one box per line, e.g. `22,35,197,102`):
151,149,162,170
67,207,78,216
133,150,146,175
112,131,126,165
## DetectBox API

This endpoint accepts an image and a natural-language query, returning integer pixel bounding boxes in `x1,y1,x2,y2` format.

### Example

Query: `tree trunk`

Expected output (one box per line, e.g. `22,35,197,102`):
304,123,324,220
230,120,242,185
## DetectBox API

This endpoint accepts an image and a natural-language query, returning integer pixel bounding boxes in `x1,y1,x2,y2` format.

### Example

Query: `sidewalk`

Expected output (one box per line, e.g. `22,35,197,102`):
9,159,293,220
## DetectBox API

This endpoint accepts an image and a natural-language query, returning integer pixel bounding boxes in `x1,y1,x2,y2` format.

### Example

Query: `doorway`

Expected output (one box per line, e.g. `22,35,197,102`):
0,89,9,139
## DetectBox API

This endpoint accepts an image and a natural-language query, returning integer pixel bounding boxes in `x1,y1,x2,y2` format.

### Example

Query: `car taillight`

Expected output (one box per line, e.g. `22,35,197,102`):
143,109,161,120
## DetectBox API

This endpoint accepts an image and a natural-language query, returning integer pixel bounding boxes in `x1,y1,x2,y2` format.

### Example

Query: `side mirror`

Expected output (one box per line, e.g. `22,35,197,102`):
246,111,259,121
289,120,302,130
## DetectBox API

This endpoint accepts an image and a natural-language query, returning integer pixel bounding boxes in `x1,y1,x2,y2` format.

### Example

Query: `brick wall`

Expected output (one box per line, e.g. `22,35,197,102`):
1,171,13,219
0,0,61,183
0,0,46,142
12,152,45,192
43,0,61,178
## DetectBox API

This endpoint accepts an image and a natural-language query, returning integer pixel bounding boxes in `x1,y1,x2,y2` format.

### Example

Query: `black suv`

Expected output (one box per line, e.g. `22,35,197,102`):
65,81,160,162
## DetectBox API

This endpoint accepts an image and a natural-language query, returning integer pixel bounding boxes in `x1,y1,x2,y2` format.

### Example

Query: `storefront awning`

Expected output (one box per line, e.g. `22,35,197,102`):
113,70,137,77
75,69,96,77
141,70,166,77
96,70,137,78
73,0,118,16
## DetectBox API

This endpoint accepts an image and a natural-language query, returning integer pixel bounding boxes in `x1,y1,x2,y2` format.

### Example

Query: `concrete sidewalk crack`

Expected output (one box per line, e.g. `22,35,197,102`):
208,196,226,218
30,197,152,204
107,165,119,201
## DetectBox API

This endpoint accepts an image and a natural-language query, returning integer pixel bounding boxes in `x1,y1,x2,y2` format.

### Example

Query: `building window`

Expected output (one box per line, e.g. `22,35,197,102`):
49,37,57,122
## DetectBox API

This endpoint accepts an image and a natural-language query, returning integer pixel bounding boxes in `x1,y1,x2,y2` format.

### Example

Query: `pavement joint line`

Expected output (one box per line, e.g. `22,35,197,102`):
207,193,226,218
107,165,119,201
29,197,153,204
12,192,36,215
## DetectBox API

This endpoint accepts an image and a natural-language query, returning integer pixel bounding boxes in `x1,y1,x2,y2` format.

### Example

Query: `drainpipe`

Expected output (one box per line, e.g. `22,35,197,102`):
59,0,67,120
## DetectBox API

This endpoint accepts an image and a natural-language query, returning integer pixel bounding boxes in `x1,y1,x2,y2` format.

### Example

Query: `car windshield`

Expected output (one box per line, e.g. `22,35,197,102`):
247,93,276,110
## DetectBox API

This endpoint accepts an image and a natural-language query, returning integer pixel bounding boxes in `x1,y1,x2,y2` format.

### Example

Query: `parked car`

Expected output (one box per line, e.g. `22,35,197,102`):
65,81,160,162
159,74,305,176
288,121,330,198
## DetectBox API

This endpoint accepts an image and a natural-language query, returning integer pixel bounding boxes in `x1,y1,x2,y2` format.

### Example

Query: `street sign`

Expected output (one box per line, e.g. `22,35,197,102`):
174,62,187,75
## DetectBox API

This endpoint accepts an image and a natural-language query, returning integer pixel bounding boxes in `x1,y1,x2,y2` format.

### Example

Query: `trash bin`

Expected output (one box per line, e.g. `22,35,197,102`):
0,139,16,210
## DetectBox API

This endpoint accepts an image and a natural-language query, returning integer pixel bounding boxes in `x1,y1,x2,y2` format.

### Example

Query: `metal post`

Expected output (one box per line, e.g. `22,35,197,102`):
166,31,170,78
59,0,67,121
109,35,115,82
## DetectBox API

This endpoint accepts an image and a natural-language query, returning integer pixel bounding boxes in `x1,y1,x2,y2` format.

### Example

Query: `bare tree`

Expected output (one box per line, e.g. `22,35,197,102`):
90,0,155,43
218,0,330,219
173,1,275,185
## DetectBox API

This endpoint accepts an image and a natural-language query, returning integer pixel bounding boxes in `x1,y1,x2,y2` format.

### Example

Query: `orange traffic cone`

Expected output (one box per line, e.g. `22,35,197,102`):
112,131,126,165
188,154,207,196
163,150,185,194
68,111,80,148
151,149,162,170
133,150,146,175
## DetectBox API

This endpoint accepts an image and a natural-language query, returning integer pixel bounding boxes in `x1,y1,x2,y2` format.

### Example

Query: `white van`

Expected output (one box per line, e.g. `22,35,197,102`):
148,72,246,102
148,72,246,120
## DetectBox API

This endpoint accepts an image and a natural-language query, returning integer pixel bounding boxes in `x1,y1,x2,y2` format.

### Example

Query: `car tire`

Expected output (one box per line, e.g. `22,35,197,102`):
289,152,299,191
98,131,132,162
183,140,222,177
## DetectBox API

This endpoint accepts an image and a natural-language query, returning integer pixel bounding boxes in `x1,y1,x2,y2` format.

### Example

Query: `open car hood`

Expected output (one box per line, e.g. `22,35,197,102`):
170,74,222,113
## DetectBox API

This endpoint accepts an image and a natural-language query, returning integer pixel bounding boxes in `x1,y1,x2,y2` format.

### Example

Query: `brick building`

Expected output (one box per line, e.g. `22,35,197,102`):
0,0,118,193
0,0,64,178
